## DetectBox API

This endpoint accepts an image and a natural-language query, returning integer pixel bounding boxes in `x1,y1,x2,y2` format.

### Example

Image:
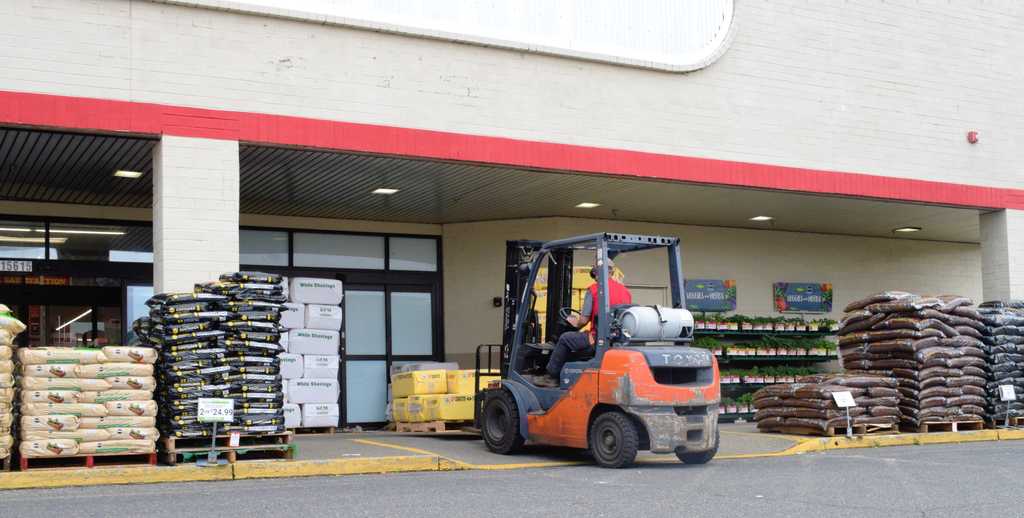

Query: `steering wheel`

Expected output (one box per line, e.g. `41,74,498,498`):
558,307,582,324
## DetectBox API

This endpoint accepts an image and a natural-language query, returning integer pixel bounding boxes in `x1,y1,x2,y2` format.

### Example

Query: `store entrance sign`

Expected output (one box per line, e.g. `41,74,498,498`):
0,260,31,272
684,279,736,312
773,282,832,313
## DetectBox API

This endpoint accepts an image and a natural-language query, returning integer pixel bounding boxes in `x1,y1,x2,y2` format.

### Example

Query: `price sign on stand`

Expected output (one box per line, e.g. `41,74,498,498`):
197,398,234,467
998,385,1017,428
832,391,856,438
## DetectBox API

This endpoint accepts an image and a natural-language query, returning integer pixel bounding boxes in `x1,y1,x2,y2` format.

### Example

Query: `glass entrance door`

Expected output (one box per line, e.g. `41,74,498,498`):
0,282,123,347
341,284,439,425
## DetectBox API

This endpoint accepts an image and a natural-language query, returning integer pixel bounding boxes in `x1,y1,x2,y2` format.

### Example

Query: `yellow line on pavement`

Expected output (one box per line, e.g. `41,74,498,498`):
234,456,443,480
720,429,807,441
0,464,233,491
351,438,443,457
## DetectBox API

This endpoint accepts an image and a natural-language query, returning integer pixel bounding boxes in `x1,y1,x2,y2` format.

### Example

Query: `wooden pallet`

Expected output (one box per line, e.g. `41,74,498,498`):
761,421,898,437
990,416,1024,428
160,432,294,466
291,426,336,435
20,452,157,471
904,420,985,433
394,420,472,433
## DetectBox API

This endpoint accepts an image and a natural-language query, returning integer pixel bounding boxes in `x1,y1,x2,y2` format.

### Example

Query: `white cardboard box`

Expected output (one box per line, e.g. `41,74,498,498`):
303,354,339,379
290,277,344,305
301,403,340,427
279,353,304,379
283,403,301,428
305,304,343,331
287,378,340,404
288,329,340,355
279,332,290,352
279,303,306,330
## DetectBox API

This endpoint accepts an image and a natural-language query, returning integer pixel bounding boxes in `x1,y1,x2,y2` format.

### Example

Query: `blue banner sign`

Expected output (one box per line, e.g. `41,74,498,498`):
684,279,736,312
773,282,833,313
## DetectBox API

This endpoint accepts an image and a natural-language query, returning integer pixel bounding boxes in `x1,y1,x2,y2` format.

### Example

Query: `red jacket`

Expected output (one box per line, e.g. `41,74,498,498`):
587,279,632,337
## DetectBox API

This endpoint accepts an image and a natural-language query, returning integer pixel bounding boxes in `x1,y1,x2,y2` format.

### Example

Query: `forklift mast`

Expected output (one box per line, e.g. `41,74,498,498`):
500,240,573,375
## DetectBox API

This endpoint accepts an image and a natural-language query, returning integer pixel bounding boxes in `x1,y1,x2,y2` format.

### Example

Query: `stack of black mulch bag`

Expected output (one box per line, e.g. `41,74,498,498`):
977,301,1024,423
141,271,287,438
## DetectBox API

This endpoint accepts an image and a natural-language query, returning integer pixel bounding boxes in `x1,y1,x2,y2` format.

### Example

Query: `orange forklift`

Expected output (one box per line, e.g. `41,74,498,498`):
476,233,720,468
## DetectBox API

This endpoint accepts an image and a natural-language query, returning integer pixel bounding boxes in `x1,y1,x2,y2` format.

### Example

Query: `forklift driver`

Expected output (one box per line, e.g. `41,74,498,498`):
536,259,633,387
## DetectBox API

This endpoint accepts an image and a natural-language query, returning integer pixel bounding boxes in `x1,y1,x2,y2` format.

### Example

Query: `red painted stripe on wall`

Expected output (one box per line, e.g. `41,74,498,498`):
0,89,1018,210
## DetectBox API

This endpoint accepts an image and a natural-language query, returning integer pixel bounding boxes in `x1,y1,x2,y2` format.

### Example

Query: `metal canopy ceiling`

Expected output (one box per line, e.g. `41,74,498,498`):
239,145,982,243
0,128,154,207
0,127,983,243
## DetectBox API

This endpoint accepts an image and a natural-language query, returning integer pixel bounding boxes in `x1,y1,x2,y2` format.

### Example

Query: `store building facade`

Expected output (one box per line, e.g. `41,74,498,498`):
0,0,1021,424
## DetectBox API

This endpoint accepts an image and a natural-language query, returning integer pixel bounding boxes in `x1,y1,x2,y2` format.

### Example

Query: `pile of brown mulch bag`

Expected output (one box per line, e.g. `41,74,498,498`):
754,374,899,435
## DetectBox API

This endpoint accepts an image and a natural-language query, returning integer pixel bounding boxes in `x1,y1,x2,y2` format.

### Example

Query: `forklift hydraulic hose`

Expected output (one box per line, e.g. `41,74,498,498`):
619,306,694,341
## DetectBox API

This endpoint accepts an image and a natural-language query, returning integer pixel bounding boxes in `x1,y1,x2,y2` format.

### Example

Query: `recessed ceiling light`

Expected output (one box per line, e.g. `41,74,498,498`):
575,202,601,209
749,215,773,221
372,188,399,195
893,226,922,233
114,170,143,179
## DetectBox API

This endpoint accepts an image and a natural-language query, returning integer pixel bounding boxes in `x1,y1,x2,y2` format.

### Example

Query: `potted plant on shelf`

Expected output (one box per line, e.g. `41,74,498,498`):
794,318,808,332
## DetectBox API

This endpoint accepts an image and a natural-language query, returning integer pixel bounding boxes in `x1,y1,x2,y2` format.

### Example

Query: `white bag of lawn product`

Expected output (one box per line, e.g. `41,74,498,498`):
279,331,290,352
21,377,111,392
101,346,158,364
279,302,305,330
300,403,339,427
18,347,107,365
76,363,153,378
0,305,26,336
0,373,13,388
0,345,11,360
0,413,12,429
22,402,109,417
279,353,303,379
304,304,343,331
107,376,156,391
107,427,160,441
21,390,84,404
0,359,11,374
20,439,79,457
21,415,80,432
288,329,340,355
302,354,339,379
78,440,155,455
287,378,340,404
0,434,10,450
289,277,343,305
21,429,111,442
78,390,153,404
22,364,77,378
283,403,301,428
104,400,158,417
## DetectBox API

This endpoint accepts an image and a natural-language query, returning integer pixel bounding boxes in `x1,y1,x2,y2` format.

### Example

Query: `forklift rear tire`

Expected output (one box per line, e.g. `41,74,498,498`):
675,429,719,464
481,390,525,455
589,411,639,469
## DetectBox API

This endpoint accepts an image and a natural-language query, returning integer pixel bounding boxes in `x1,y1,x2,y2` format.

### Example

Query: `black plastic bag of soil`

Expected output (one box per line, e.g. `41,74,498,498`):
147,292,228,308
220,271,283,284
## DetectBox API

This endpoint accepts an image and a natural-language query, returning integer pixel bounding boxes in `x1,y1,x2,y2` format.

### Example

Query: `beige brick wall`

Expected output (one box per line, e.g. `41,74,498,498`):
442,217,983,364
980,209,1024,301
153,135,240,292
0,0,1019,189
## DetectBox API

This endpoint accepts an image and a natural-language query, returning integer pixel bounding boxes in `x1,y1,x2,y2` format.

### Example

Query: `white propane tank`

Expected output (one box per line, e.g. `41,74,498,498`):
618,306,695,341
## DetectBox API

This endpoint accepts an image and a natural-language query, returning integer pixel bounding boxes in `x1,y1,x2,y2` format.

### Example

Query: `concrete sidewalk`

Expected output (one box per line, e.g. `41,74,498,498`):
2,422,1023,490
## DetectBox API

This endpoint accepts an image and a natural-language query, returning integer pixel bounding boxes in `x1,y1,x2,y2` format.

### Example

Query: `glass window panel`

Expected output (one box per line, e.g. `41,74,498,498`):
0,220,45,259
47,305,93,347
390,291,433,356
126,285,153,344
344,289,385,355
346,361,387,423
388,237,437,272
95,306,122,346
240,229,289,266
293,233,384,269
50,223,152,263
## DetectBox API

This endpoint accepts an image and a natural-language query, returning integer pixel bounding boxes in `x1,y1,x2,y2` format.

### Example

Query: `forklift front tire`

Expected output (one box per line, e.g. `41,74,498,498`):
481,390,525,455
589,411,639,469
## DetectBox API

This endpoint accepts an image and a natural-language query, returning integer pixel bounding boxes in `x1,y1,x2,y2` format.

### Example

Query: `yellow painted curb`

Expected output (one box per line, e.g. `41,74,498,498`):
0,464,232,491
997,428,1024,441
232,456,442,480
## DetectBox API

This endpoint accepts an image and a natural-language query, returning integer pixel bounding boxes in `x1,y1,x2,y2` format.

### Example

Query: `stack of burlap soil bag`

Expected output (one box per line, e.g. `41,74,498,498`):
156,271,286,438
0,306,26,463
754,374,899,435
17,343,159,460
838,292,988,430
976,301,1024,422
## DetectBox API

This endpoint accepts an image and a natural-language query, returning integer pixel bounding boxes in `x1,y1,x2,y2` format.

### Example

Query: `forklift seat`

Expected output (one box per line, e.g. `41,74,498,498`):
559,360,594,389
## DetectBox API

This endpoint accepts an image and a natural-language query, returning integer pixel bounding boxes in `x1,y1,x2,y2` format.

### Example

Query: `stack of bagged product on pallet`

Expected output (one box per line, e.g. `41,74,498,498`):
17,343,159,459
976,301,1024,423
0,307,26,464
390,363,499,426
153,271,286,438
278,277,342,429
838,292,988,431
753,374,899,435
